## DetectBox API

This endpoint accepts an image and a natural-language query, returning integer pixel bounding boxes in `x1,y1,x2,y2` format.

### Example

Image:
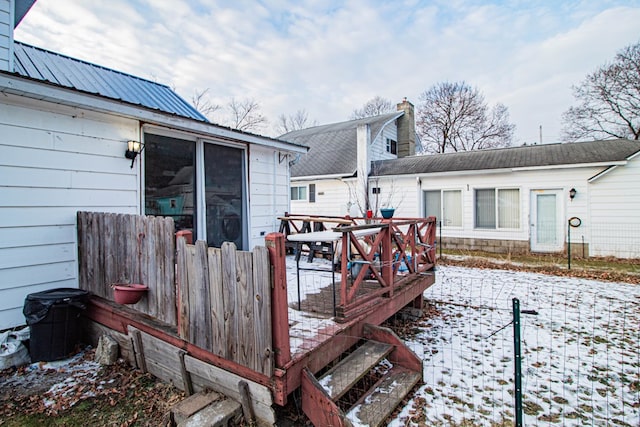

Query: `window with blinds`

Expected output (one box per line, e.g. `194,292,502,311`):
475,188,520,229
423,189,462,227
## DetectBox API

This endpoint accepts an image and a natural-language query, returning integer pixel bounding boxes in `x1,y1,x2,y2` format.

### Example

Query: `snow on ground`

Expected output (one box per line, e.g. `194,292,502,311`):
285,257,639,425
286,256,338,355
0,349,103,412
390,265,640,426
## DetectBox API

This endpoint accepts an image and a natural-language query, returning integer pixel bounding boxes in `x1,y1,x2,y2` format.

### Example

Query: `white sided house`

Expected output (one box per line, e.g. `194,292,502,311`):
282,99,416,217
371,139,640,258
0,0,306,329
281,93,639,259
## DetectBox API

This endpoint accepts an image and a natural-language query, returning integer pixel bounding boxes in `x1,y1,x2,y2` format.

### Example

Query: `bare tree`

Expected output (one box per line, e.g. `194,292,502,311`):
274,109,316,135
227,97,268,132
351,96,395,119
345,164,405,217
562,41,640,141
191,88,221,120
416,81,515,154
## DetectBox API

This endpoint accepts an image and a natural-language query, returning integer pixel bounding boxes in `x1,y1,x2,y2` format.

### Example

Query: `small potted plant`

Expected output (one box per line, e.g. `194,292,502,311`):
380,206,395,219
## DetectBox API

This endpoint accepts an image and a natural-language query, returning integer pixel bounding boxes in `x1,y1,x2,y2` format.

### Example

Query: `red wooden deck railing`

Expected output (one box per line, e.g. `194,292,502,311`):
336,217,437,320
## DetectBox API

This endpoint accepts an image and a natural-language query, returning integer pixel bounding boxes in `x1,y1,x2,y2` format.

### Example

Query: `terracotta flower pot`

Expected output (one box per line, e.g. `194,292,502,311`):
113,284,148,304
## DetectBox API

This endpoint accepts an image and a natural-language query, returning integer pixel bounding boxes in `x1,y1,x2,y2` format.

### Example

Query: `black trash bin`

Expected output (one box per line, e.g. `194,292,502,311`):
23,288,89,362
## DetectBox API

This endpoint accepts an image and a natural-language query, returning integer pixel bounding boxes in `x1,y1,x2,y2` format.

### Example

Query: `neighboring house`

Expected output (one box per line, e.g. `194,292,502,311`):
282,95,640,259
282,99,416,217
0,0,306,329
371,139,640,258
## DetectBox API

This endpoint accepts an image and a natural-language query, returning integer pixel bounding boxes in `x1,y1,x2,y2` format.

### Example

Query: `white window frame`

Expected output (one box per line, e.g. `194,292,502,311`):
385,138,397,155
291,185,308,201
474,187,520,230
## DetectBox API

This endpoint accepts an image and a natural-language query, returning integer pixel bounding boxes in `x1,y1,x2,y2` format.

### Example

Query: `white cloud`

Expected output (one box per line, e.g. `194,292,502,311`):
14,0,640,139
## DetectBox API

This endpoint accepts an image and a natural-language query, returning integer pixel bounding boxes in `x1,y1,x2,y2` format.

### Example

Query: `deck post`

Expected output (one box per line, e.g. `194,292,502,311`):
340,232,349,306
381,223,394,292
265,233,291,370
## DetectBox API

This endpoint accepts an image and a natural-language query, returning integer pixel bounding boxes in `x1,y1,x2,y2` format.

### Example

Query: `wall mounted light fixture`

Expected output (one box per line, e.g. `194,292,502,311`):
125,140,145,168
569,188,577,200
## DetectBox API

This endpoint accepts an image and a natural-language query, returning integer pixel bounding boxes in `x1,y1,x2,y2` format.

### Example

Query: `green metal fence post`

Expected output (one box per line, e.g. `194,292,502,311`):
513,298,523,427
439,220,442,259
567,219,571,270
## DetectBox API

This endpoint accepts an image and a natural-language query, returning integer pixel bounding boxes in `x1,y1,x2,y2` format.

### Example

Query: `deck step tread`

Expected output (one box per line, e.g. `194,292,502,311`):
318,340,393,400
346,366,421,427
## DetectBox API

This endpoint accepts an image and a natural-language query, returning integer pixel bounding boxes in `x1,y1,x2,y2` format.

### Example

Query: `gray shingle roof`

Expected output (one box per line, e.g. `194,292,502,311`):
12,42,207,121
371,139,640,176
282,112,403,178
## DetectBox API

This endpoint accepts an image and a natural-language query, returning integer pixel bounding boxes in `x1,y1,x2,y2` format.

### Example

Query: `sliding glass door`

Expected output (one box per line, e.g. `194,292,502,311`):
144,133,246,249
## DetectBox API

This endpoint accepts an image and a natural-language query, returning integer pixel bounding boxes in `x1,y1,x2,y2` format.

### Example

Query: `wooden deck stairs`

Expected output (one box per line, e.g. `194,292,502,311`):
301,324,422,427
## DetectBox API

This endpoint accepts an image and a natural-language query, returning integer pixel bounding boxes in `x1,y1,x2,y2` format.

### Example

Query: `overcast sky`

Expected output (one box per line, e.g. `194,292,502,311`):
14,0,640,143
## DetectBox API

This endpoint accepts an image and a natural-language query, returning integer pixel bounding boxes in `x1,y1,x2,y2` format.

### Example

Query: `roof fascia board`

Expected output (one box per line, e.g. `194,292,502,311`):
291,173,349,181
627,149,640,161
370,112,403,143
512,161,627,172
376,168,514,179
588,150,638,182
588,166,617,183
0,73,307,154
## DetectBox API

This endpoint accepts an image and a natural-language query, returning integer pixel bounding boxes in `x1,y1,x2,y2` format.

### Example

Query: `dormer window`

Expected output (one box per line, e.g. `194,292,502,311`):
386,138,397,155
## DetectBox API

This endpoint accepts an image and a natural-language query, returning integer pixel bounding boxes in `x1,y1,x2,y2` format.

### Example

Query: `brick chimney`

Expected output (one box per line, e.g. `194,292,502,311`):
396,98,415,158
0,0,14,72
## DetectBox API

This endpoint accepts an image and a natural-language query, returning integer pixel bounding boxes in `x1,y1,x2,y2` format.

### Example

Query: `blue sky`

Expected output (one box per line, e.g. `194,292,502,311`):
14,0,640,142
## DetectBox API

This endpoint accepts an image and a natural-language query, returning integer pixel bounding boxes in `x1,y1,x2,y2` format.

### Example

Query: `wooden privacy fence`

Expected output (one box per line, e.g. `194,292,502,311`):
176,239,273,377
77,211,274,377
77,211,176,325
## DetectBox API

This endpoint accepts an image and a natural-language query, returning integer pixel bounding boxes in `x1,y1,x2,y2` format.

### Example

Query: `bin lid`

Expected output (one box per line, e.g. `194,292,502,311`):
23,288,90,325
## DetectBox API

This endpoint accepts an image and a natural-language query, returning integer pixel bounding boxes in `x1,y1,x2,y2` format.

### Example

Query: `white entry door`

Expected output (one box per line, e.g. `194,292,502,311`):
530,190,564,252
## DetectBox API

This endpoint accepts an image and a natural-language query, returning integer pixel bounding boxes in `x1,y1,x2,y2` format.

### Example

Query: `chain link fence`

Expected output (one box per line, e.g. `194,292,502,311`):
390,265,640,426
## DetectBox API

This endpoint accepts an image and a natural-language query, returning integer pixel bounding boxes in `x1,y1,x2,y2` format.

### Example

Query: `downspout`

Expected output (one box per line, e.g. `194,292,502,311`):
357,124,371,213
273,151,278,231
416,176,422,217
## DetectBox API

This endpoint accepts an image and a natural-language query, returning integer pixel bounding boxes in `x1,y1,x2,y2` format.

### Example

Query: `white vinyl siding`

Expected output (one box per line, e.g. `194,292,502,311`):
289,179,353,217
589,154,640,258
0,94,139,329
0,0,12,72
371,124,399,162
248,145,291,249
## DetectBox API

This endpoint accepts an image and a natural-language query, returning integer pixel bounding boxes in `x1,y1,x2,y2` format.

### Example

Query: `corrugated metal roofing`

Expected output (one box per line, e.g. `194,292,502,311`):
282,112,403,178
12,42,207,121
371,139,640,176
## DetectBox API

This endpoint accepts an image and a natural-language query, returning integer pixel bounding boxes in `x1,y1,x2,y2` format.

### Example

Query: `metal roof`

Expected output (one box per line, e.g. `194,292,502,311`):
282,112,403,178
12,42,207,121
371,139,640,176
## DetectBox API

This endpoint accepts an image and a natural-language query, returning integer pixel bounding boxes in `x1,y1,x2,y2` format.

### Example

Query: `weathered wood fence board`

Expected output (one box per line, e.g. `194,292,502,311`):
177,240,273,377
252,246,272,374
222,243,238,361
77,211,176,326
